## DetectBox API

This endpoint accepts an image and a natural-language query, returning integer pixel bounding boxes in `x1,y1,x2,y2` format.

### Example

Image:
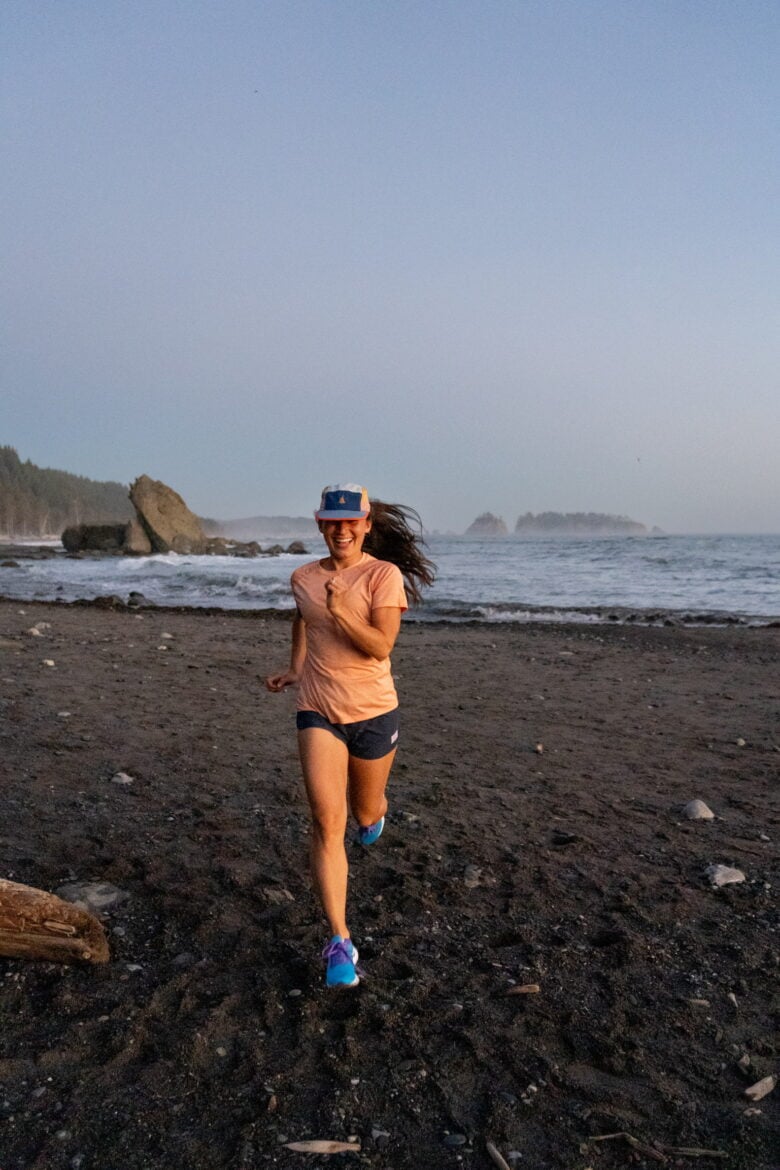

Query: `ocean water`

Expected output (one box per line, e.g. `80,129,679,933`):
1,534,778,625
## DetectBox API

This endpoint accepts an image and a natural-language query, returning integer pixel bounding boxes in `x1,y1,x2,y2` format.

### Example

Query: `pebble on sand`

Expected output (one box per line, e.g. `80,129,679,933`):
111,772,135,785
263,886,295,904
443,1133,468,1148
682,799,715,820
56,881,129,914
744,1075,776,1102
705,864,746,887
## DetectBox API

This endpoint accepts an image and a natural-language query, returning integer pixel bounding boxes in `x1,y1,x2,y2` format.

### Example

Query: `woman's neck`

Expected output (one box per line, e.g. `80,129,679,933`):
322,550,365,572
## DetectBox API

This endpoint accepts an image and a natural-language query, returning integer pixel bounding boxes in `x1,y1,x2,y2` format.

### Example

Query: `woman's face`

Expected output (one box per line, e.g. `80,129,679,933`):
319,516,371,566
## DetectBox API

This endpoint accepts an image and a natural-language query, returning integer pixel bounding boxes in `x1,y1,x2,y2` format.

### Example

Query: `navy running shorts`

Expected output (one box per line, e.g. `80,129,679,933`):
296,707,400,760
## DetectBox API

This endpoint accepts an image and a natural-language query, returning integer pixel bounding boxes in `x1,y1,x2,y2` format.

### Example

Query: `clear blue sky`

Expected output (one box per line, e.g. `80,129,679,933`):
3,1,778,532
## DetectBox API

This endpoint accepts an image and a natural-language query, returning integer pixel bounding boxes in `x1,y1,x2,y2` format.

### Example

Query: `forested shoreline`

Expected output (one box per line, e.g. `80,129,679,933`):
0,447,132,537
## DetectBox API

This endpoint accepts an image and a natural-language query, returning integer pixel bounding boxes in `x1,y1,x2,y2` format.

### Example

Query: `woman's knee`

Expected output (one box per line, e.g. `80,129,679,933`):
310,808,348,843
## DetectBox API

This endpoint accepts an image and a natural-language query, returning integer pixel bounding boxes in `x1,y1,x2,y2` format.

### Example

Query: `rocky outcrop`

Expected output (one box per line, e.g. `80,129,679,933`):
62,524,128,553
59,476,313,558
123,518,153,556
129,476,207,554
203,536,229,556
465,512,508,536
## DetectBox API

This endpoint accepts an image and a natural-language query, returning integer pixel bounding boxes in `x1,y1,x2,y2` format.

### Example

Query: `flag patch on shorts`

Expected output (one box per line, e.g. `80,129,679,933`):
391,730,399,744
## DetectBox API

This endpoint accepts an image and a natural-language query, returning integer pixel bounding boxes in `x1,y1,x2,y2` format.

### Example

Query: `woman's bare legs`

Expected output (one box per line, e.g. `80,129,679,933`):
298,728,351,938
348,750,395,828
298,732,396,938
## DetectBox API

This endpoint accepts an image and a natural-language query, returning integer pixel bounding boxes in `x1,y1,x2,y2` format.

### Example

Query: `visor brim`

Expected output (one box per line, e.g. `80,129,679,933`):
315,510,369,520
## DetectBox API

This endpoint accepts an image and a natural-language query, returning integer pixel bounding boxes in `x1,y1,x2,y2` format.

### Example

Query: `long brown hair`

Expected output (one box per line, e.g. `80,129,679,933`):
363,500,436,605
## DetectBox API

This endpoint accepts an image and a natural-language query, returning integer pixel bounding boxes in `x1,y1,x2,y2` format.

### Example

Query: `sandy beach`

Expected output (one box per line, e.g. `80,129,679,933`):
0,598,777,1170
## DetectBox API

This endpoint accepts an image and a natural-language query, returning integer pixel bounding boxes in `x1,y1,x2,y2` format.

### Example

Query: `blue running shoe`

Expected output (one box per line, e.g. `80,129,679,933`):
322,936,359,988
357,815,385,846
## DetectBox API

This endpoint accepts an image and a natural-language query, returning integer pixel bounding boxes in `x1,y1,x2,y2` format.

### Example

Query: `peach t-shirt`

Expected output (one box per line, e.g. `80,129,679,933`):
291,553,408,723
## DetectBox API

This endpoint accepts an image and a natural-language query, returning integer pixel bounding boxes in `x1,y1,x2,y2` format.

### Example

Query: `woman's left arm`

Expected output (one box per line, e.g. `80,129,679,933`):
325,576,402,658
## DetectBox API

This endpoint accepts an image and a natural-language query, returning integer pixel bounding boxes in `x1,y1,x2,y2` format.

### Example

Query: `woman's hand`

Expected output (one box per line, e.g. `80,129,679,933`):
325,576,401,659
324,575,349,616
265,669,299,693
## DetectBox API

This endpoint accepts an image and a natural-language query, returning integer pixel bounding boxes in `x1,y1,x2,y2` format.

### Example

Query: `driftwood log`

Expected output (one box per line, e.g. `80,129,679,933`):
0,878,110,964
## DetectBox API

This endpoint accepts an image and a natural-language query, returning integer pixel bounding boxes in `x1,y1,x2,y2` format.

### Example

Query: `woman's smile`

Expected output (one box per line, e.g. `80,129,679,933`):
320,518,371,567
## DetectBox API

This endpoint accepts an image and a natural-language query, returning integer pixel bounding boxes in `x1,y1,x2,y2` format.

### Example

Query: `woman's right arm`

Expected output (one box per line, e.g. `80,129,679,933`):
265,612,306,692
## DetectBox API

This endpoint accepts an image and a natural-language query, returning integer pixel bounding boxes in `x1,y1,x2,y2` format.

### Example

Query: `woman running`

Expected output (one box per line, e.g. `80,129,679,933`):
265,484,434,988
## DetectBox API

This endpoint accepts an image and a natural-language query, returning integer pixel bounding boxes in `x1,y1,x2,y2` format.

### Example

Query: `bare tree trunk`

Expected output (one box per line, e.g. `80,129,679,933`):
0,879,110,964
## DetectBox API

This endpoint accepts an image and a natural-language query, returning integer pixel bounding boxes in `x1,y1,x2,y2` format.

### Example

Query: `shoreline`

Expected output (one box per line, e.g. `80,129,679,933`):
2,590,779,630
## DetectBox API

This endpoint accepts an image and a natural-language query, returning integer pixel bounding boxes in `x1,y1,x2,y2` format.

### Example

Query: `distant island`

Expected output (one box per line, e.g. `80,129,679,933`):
464,510,660,537
514,511,655,536
465,512,509,536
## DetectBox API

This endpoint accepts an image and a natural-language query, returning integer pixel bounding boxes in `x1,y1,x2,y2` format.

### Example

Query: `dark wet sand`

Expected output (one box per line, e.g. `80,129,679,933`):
0,599,778,1169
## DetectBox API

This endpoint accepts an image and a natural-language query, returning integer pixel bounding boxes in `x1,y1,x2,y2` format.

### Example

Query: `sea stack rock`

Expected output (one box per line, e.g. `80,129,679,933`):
122,517,153,556
129,475,206,554
465,512,508,536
